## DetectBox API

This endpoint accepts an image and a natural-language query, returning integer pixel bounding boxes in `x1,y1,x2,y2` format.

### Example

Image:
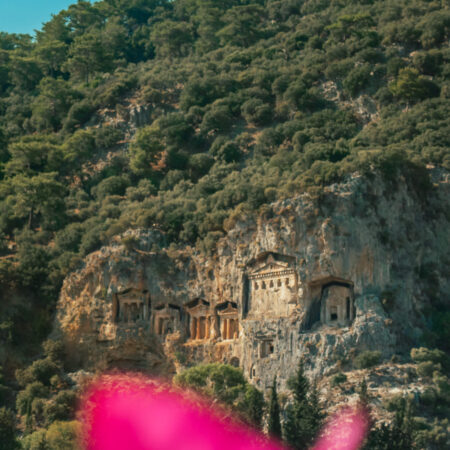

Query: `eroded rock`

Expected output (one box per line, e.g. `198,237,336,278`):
54,173,450,390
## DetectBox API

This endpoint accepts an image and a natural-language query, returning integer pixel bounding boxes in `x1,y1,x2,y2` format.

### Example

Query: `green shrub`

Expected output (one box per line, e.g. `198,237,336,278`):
16,358,60,387
126,179,156,201
21,420,80,450
92,175,130,200
45,420,80,450
414,418,449,450
354,350,382,369
63,99,95,132
55,224,85,253
42,340,65,364
188,154,214,180
389,68,440,102
241,98,272,125
236,384,265,427
412,50,443,76
79,225,105,256
216,141,242,163
121,235,139,252
16,382,49,415
94,126,124,149
200,106,233,135
331,372,347,386
411,347,447,366
0,407,19,450
43,390,77,425
63,130,96,168
343,63,372,96
417,361,440,378
175,363,265,427
21,429,48,450
255,128,283,156
385,393,407,412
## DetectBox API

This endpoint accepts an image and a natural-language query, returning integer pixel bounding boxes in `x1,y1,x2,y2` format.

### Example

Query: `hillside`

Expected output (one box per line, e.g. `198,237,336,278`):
0,0,449,448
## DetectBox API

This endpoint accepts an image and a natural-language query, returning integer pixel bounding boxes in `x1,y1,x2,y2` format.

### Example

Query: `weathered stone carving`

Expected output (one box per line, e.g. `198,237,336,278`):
244,252,298,318
216,302,239,340
113,288,150,323
305,276,354,328
153,303,181,336
259,338,274,358
185,299,211,340
55,172,447,386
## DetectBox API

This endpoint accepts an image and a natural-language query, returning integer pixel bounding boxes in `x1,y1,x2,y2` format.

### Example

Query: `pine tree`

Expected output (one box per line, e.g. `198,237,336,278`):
25,397,32,433
268,376,282,439
391,397,414,450
307,381,325,441
358,378,379,450
363,394,415,450
359,378,370,406
0,407,19,450
283,361,324,450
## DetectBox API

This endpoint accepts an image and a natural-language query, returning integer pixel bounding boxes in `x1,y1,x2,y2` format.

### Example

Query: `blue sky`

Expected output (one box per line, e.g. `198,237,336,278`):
0,1,91,35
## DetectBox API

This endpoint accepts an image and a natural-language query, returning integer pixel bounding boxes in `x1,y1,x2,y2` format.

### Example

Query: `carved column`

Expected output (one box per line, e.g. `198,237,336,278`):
190,317,196,339
232,319,238,339
205,316,210,340
196,317,201,340
226,319,231,340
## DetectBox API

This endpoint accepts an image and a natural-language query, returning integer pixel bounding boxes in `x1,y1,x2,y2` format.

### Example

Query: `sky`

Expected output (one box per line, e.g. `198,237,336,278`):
0,1,92,35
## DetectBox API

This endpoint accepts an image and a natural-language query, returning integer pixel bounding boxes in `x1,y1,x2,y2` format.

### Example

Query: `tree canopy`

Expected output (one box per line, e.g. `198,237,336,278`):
0,2,448,437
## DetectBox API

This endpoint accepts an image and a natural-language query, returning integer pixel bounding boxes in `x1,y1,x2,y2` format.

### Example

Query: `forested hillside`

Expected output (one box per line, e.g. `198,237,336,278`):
0,1,449,445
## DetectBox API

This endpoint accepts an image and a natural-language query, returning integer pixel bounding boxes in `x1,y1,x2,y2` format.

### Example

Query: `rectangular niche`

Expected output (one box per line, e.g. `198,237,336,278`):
304,276,355,329
153,303,181,336
113,288,150,324
259,339,274,358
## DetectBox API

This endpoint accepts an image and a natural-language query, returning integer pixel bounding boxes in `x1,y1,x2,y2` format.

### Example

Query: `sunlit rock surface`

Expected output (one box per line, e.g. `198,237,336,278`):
54,172,449,390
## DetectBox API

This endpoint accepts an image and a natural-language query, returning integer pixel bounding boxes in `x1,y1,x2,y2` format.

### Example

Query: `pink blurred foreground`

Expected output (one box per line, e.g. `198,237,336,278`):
79,374,368,450
312,407,369,450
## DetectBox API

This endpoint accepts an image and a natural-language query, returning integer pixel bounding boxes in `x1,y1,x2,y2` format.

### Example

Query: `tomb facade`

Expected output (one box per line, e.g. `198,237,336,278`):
320,285,354,326
258,337,275,358
153,303,181,336
245,252,298,318
305,276,354,328
216,302,239,340
113,288,150,324
185,299,211,340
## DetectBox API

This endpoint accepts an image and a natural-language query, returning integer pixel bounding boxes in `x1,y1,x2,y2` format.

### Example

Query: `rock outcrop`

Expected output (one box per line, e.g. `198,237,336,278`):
54,172,450,391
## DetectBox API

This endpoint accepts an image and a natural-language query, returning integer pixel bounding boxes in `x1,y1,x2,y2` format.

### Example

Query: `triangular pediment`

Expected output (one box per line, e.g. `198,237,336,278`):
251,261,289,274
117,288,147,301
218,304,238,315
188,303,209,314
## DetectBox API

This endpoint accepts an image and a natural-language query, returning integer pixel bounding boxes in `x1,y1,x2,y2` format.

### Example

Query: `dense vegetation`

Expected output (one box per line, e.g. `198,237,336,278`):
0,0,449,447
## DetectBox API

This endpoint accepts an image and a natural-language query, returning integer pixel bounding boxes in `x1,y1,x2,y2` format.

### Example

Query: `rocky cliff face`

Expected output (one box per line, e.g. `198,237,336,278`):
54,171,449,392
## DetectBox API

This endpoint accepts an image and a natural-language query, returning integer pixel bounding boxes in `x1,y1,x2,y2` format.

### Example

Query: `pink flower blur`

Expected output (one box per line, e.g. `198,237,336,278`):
79,374,282,450
79,374,367,450
312,407,369,450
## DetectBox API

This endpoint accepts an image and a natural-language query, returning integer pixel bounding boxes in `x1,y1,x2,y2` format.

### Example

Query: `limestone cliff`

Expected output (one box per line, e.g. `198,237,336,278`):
54,171,449,393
